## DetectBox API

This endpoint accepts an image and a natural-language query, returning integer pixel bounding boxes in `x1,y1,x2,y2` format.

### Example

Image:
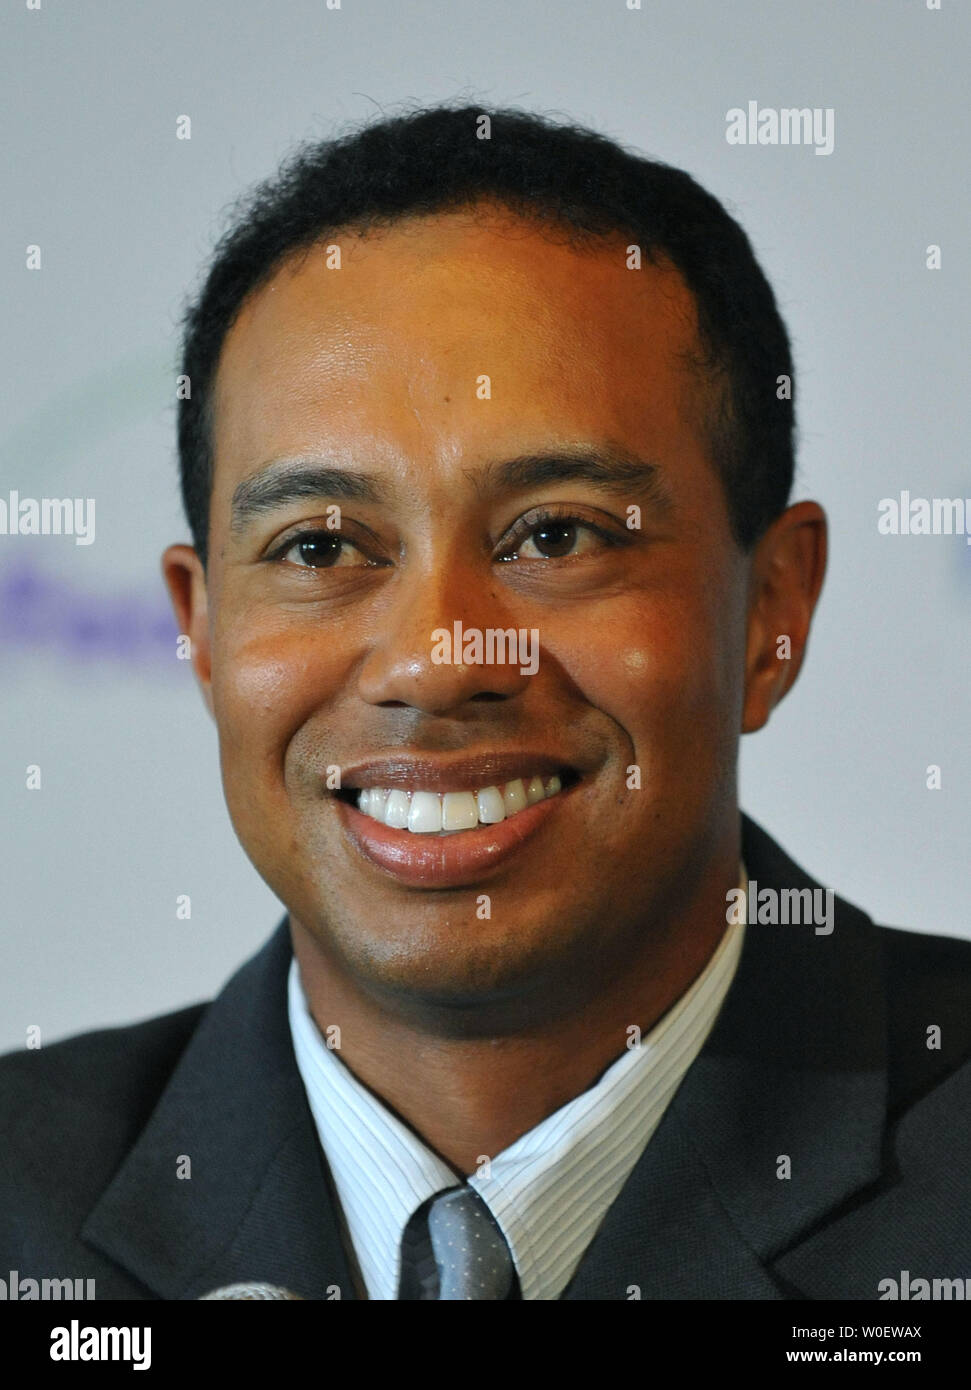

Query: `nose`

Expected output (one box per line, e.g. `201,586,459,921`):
355,552,535,716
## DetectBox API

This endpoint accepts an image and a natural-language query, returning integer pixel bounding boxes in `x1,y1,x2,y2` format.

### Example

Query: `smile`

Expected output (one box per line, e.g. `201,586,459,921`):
353,774,565,835
334,760,584,888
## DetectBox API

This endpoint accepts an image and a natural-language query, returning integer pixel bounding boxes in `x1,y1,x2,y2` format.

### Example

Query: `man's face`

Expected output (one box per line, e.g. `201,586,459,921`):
191,207,754,1019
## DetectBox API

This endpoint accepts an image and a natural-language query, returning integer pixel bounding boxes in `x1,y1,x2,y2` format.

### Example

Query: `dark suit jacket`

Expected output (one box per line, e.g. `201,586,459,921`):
2,816,970,1300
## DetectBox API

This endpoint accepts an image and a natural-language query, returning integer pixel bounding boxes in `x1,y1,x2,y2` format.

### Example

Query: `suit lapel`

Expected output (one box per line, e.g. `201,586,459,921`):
562,1099,785,1299
83,816,894,1301
565,816,889,1299
82,922,357,1300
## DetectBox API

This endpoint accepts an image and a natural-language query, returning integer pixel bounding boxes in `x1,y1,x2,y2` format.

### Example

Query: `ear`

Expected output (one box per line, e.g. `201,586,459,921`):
162,545,215,719
741,501,827,734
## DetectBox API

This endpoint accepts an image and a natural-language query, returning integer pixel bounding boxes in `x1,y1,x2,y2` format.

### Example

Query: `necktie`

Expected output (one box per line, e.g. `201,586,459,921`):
398,1185,520,1300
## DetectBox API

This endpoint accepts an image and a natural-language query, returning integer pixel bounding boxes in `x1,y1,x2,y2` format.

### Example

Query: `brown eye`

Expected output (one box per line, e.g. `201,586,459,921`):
277,531,370,568
530,521,578,557
292,533,343,566
503,515,614,561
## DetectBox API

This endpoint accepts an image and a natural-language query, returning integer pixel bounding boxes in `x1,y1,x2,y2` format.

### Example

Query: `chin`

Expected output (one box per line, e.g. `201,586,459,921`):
322,909,597,1029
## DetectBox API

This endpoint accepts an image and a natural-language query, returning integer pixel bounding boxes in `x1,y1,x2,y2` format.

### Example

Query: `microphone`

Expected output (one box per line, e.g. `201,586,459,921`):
199,1282,304,1300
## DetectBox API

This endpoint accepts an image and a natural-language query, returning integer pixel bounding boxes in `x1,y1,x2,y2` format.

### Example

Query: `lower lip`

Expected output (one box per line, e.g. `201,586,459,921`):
335,786,577,889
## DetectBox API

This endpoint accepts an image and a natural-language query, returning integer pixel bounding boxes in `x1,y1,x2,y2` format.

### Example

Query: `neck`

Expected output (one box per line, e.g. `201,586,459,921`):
291,858,737,1176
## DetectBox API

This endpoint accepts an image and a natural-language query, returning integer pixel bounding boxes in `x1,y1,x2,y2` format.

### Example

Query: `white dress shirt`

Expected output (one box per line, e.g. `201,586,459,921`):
288,866,747,1300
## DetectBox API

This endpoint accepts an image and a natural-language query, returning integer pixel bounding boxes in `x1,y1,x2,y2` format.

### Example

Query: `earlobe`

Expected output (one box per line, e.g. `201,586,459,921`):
741,606,785,734
161,545,215,717
740,501,827,734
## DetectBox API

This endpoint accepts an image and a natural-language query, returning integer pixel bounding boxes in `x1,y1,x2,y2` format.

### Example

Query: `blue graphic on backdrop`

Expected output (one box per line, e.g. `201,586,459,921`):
0,558,178,670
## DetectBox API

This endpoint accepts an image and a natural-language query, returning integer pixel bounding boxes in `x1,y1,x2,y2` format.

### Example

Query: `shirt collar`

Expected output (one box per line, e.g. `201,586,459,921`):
289,863,747,1299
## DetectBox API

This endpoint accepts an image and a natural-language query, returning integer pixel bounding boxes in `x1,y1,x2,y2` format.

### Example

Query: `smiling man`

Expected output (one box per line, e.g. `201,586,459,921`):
3,106,970,1302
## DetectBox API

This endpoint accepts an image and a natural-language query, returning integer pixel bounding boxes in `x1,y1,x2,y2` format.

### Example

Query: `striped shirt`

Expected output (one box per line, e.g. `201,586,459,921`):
288,867,747,1300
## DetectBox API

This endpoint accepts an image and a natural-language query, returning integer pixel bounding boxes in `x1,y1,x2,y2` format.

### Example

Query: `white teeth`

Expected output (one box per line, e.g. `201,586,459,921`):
353,771,571,834
442,791,478,831
383,789,410,828
525,775,546,805
476,786,506,824
408,790,443,834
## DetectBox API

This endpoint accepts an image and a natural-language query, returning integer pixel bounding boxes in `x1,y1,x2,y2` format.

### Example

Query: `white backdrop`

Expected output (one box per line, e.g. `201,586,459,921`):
2,0,968,1051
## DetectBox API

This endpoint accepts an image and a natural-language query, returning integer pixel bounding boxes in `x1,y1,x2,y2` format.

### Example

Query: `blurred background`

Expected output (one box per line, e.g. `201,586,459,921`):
2,0,968,1050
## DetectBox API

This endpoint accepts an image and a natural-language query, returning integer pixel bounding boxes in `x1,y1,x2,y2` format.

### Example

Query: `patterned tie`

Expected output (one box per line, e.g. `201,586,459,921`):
398,1185,520,1299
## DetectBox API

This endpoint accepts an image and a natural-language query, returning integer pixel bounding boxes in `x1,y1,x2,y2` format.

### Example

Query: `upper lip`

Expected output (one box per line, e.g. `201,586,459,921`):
336,752,579,795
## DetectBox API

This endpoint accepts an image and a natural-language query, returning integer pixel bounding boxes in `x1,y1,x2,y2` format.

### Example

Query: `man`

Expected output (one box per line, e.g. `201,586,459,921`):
2,105,969,1301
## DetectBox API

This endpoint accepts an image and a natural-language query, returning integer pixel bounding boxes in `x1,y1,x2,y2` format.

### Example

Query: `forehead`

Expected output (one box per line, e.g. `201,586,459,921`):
211,207,706,479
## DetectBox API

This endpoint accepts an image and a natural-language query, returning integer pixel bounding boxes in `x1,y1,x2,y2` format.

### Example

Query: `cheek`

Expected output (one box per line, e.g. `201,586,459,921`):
209,612,349,790
559,597,711,702
554,593,741,766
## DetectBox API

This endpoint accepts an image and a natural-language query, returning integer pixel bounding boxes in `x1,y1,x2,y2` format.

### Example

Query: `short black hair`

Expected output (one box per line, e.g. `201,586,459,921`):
178,103,795,566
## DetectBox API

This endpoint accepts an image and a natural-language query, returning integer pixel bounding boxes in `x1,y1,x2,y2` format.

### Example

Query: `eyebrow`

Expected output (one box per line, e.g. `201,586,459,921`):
475,446,673,508
230,460,389,533
229,444,672,533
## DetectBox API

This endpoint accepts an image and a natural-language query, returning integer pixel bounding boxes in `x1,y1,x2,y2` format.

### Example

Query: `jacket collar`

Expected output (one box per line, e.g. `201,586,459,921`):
84,815,888,1300
82,923,354,1300
564,815,888,1298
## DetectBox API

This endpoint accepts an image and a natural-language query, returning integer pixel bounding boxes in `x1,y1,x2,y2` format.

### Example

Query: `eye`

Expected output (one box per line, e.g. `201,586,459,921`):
498,510,626,562
271,530,374,569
